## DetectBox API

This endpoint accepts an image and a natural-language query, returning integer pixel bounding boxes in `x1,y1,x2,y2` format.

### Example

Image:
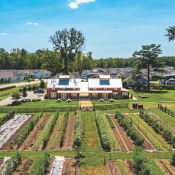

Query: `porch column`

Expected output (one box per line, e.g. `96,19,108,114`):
100,93,101,99
68,93,69,99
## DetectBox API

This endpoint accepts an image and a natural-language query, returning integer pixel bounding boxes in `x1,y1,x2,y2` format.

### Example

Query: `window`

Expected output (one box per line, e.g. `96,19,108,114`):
73,88,76,90
62,88,65,90
72,93,77,97
93,88,96,90
92,93,98,98
61,93,67,99
52,87,55,90
51,92,56,98
113,92,118,96
102,93,108,99
122,92,128,96
104,88,107,90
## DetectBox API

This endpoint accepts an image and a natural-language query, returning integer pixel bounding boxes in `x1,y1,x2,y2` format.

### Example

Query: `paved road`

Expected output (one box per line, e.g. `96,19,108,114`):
0,79,48,88
0,92,45,106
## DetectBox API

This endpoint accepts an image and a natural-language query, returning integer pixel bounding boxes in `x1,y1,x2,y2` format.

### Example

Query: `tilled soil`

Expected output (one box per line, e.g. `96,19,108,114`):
164,159,175,173
45,117,61,150
110,115,134,151
62,158,78,175
124,114,156,150
155,160,173,175
105,161,122,175
0,115,34,150
62,115,75,150
19,115,49,150
13,159,34,175
45,158,54,175
123,160,134,175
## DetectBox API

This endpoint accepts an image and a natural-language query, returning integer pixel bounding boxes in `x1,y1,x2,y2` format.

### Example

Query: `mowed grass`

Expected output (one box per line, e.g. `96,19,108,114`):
81,112,102,152
1,100,79,108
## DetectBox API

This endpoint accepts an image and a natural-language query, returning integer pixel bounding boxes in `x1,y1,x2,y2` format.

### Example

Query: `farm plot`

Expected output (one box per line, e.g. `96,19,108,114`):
18,114,49,150
61,115,75,150
124,114,157,150
0,114,33,150
110,114,134,151
62,158,78,175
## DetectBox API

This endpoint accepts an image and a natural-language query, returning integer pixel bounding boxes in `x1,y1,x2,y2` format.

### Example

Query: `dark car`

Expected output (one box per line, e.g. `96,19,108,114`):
34,89,44,93
19,88,23,92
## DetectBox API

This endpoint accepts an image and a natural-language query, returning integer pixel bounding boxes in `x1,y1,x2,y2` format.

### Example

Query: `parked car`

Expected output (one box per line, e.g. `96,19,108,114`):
19,88,23,92
33,89,44,93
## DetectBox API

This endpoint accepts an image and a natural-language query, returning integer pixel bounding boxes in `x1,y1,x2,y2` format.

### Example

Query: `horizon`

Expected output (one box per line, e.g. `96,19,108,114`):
0,0,175,59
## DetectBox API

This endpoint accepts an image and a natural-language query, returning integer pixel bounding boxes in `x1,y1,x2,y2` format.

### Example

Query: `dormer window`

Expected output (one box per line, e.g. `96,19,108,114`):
62,88,65,90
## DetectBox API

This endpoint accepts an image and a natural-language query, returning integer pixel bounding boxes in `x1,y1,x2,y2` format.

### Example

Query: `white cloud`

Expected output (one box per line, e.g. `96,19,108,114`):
33,23,39,25
68,0,95,9
1,33,7,35
26,22,32,25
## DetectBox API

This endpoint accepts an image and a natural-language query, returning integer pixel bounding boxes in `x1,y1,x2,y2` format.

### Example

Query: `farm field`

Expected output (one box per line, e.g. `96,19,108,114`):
0,108,175,174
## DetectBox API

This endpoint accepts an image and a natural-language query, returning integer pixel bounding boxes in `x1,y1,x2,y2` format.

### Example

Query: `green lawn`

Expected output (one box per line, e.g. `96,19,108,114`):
1,100,79,108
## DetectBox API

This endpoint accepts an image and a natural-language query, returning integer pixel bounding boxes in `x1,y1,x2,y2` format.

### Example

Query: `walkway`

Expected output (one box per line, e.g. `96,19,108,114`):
79,99,93,111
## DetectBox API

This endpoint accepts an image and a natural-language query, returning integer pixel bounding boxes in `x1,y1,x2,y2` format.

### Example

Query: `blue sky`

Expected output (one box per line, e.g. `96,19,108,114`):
0,0,175,59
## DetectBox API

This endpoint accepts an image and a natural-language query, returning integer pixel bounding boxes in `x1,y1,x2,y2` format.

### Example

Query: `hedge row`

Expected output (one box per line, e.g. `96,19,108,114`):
158,104,175,118
115,110,145,146
10,113,43,148
60,111,69,147
29,153,50,175
43,111,59,149
106,115,115,128
0,85,16,91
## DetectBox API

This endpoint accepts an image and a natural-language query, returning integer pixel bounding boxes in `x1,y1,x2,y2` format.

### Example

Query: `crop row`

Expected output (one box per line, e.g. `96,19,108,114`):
51,114,64,149
10,113,43,148
42,111,59,149
115,110,144,146
162,160,175,175
95,111,111,151
116,160,128,175
29,153,50,175
74,110,83,147
132,113,169,149
102,114,118,150
0,111,14,127
34,112,58,148
106,115,115,128
126,114,163,150
139,110,175,147
60,111,69,147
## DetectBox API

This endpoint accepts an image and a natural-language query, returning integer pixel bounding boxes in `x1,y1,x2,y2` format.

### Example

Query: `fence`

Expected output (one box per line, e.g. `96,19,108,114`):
0,92,10,97
93,103,128,111
158,104,175,118
0,106,80,113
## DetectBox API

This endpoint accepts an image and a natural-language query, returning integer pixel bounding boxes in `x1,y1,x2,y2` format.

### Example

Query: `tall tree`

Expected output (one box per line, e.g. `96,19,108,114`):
165,26,175,43
132,44,165,91
49,28,85,74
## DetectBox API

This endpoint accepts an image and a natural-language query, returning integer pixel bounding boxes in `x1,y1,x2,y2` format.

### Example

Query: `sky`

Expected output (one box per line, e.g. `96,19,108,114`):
0,0,175,59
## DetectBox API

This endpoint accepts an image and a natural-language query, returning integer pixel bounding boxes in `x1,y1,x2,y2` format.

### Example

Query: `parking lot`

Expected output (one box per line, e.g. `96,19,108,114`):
0,92,45,106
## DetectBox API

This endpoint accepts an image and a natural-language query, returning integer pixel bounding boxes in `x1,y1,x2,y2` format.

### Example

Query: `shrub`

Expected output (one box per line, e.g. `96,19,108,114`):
159,87,163,90
32,99,41,102
0,111,14,127
0,85,16,91
12,101,22,105
44,94,48,99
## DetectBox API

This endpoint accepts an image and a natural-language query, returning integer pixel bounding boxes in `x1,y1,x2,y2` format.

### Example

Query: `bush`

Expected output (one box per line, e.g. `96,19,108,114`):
33,85,36,90
159,87,163,90
44,94,48,99
12,101,22,105
0,111,14,127
32,99,41,102
122,96,129,99
0,85,16,91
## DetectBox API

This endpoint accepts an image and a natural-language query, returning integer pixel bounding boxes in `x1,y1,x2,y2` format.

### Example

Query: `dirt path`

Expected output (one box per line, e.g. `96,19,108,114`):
13,159,34,175
45,158,54,175
155,160,173,175
123,160,134,175
62,158,77,175
62,115,75,150
0,115,34,150
19,115,49,150
68,115,76,149
106,116,121,151
124,114,156,150
110,114,134,151
134,114,168,150
105,160,122,175
45,117,61,150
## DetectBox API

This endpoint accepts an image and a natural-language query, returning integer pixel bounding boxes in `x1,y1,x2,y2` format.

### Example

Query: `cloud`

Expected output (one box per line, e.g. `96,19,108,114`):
1,33,7,35
26,22,32,25
33,23,39,25
68,0,95,9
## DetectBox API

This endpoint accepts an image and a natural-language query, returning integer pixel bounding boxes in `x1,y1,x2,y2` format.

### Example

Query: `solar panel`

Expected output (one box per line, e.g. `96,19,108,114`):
100,81,110,85
59,81,69,85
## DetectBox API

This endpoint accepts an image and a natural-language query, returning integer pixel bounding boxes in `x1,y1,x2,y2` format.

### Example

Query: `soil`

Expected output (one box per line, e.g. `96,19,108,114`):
0,115,34,150
62,115,75,150
45,116,61,150
124,114,156,150
13,159,34,175
164,159,175,173
105,116,121,151
123,160,134,175
0,159,3,166
155,160,173,175
45,158,54,175
105,161,122,175
19,115,49,150
110,114,134,151
62,158,78,175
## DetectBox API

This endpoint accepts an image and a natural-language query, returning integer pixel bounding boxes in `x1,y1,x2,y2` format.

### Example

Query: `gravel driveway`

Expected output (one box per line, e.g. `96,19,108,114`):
0,92,44,106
